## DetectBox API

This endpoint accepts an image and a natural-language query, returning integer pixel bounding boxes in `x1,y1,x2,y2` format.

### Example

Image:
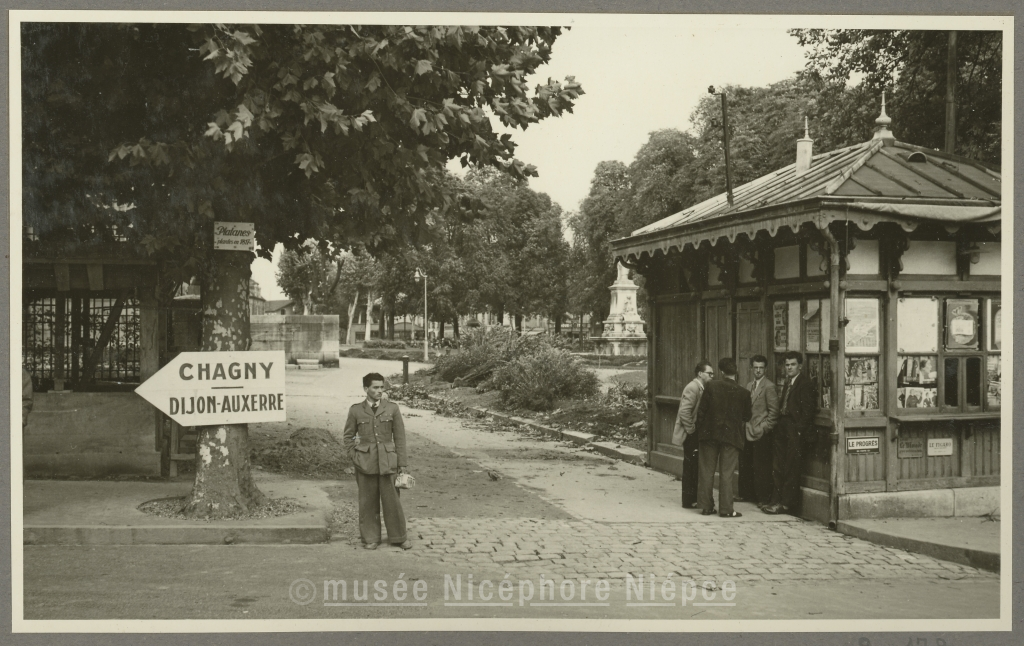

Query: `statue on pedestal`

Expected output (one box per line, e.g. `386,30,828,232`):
592,261,647,356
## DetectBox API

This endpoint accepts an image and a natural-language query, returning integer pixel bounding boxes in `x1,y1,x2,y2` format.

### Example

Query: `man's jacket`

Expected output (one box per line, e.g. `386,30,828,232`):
342,400,408,475
671,377,704,446
745,376,779,441
778,371,818,430
695,377,752,450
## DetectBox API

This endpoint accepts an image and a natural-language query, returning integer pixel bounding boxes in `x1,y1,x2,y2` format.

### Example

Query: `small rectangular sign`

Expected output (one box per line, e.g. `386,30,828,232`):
214,222,255,251
846,436,880,454
927,438,954,456
898,437,925,459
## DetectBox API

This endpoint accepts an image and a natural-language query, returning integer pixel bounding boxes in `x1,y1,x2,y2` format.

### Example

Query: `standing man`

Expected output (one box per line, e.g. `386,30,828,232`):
738,355,778,509
764,351,817,516
343,372,412,550
671,360,714,509
695,357,751,518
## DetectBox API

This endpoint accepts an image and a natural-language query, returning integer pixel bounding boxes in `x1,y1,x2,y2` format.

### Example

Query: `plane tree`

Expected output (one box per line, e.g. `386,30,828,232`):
21,22,581,516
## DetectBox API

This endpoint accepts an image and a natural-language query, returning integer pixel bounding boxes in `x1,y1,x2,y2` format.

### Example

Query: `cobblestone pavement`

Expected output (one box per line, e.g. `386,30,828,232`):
391,517,995,586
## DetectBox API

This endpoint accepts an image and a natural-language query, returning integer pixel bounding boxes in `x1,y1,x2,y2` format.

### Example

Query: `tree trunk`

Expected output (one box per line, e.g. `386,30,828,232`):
554,316,562,335
363,290,375,342
183,249,265,518
388,309,395,341
439,320,445,340
453,316,460,338
378,306,386,340
497,308,504,326
515,314,523,333
344,289,360,345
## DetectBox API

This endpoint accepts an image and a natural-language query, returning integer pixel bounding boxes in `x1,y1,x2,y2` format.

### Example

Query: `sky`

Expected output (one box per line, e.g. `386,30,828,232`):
252,17,810,301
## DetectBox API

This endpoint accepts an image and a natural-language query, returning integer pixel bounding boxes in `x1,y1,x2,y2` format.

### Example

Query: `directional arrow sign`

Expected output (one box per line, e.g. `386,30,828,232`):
136,351,287,426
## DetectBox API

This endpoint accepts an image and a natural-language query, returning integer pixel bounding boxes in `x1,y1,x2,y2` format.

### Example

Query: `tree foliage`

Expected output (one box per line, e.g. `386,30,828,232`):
276,245,343,314
567,161,630,322
460,167,568,329
790,29,1002,164
22,23,583,268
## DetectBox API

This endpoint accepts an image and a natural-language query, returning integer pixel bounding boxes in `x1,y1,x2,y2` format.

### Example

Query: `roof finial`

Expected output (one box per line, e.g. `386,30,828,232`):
872,90,894,140
803,116,810,139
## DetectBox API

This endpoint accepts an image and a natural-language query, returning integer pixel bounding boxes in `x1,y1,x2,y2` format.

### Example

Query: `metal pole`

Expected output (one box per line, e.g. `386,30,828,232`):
721,92,735,206
945,30,958,155
423,274,429,362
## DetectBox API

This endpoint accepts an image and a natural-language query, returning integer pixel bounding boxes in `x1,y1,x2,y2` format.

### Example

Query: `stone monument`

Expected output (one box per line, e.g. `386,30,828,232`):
592,261,647,356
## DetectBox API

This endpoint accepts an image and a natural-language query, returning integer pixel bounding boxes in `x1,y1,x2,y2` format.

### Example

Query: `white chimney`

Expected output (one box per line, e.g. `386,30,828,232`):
795,116,813,176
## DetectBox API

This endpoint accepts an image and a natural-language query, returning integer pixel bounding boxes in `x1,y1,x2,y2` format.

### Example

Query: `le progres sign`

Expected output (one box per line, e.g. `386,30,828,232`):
135,351,286,425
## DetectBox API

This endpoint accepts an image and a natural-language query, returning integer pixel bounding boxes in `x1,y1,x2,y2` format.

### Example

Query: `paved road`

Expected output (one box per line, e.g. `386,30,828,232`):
21,358,1000,622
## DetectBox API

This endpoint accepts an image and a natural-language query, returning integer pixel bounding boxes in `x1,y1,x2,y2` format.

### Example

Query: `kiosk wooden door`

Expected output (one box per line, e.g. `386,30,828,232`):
703,300,731,373
736,300,765,385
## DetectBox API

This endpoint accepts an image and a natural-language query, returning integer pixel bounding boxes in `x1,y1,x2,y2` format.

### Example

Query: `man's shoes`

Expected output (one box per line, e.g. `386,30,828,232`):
363,542,379,550
700,508,717,516
398,541,413,550
719,511,742,518
762,504,788,515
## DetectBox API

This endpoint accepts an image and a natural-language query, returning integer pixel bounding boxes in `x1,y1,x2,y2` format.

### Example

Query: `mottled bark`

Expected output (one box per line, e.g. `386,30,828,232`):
183,249,266,518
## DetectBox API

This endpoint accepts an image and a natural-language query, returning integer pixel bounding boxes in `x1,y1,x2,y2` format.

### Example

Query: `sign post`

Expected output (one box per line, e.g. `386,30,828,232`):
135,351,286,425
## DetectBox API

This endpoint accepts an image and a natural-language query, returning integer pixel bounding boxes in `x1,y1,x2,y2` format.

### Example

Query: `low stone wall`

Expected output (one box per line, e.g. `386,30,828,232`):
24,392,162,477
250,314,340,363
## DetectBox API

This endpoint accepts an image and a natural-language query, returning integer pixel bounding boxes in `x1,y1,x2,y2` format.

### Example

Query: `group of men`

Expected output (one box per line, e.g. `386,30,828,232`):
672,351,816,518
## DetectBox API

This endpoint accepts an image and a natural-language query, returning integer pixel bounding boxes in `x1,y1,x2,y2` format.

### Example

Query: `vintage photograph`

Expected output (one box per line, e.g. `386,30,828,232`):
12,11,1009,633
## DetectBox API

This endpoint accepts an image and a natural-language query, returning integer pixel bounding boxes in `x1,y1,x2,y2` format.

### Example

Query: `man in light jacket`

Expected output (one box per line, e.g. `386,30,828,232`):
738,355,778,509
672,360,714,509
342,372,411,550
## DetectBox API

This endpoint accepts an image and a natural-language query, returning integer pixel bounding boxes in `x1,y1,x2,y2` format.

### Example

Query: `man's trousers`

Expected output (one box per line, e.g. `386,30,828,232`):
697,440,740,515
738,433,774,505
770,418,803,510
355,470,407,545
681,431,700,507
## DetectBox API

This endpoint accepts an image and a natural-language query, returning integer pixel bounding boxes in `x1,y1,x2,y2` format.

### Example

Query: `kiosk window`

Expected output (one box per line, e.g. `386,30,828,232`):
943,358,959,407
965,357,982,408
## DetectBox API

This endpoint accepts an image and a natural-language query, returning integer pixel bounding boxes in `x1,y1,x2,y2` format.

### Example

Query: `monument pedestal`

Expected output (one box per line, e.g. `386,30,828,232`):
591,262,647,357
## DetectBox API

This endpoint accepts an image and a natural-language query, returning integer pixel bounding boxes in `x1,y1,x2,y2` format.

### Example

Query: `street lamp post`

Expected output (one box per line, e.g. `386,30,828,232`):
414,269,428,362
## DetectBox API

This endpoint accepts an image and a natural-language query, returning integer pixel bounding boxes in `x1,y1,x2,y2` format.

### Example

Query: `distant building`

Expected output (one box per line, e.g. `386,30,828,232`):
249,279,267,316
265,299,300,315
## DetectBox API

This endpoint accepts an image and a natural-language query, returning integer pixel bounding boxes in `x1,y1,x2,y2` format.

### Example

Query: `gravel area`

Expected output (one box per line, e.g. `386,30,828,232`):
137,496,303,521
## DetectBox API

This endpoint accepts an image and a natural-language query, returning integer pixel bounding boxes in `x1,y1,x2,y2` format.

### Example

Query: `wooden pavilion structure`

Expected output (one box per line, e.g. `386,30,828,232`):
611,101,1002,525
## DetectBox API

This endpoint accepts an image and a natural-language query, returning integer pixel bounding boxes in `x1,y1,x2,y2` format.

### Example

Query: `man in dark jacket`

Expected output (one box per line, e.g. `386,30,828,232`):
764,351,817,515
695,357,752,518
342,372,412,550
